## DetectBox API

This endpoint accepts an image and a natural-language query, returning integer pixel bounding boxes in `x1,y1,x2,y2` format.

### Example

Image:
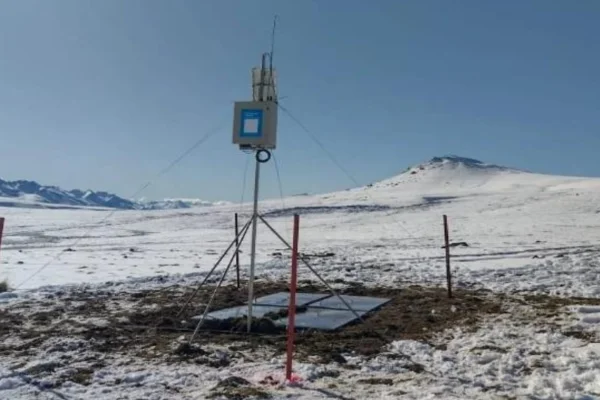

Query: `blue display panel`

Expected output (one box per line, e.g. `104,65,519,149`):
239,109,263,138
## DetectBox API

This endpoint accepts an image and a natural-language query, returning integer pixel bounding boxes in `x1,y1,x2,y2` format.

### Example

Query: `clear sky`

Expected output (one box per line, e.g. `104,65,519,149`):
1,0,599,202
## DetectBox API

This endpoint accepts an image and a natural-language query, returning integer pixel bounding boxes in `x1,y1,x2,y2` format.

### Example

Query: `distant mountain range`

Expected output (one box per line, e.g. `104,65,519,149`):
0,156,551,211
0,178,226,210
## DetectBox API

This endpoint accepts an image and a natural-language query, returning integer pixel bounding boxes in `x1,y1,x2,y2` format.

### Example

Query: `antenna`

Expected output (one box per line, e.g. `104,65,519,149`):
270,16,277,72
267,16,278,102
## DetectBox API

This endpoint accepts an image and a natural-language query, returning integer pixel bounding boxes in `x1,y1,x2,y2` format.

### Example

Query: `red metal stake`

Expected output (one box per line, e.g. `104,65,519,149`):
285,214,300,381
443,215,452,299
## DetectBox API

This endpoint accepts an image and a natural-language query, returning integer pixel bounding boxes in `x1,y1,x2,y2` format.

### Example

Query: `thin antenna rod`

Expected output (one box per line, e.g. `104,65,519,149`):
259,53,267,101
270,15,278,71
266,15,278,102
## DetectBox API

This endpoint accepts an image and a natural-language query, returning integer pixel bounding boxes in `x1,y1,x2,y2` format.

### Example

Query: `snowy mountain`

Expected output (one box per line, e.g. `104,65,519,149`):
300,154,600,221
0,179,136,209
0,179,222,210
368,155,598,194
374,155,521,189
2,155,597,211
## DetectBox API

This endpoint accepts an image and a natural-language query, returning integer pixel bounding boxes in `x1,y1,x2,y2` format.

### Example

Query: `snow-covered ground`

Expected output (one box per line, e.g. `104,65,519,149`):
3,156,600,296
1,156,600,399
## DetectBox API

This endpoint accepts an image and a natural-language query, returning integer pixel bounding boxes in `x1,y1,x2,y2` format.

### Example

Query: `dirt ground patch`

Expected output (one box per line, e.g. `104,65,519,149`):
1,280,598,367
522,293,600,315
115,280,508,363
208,376,271,399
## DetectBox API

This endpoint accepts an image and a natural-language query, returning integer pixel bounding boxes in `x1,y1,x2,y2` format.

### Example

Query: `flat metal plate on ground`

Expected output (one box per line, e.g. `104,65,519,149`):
194,292,391,331
275,308,368,331
194,305,285,321
309,295,391,312
253,292,330,308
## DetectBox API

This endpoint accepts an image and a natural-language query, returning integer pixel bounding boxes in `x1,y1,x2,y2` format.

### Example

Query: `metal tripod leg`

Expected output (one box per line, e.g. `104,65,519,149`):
189,216,253,342
257,214,366,325
177,217,253,318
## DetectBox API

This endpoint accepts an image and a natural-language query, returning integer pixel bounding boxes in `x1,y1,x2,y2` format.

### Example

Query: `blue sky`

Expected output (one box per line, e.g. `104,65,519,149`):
1,1,599,201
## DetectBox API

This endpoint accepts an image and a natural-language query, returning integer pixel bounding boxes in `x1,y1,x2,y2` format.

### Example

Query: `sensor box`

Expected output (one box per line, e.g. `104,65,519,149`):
233,101,277,149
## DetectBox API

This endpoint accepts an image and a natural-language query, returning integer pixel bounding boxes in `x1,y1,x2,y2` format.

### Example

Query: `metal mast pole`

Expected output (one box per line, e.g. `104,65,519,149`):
247,152,261,332
247,53,270,333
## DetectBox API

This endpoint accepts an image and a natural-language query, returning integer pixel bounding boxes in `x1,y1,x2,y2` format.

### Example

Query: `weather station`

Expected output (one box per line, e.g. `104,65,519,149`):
178,21,387,346
232,50,279,331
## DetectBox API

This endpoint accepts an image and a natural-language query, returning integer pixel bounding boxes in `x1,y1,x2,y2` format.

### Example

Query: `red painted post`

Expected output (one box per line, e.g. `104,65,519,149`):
285,214,300,381
443,215,452,298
